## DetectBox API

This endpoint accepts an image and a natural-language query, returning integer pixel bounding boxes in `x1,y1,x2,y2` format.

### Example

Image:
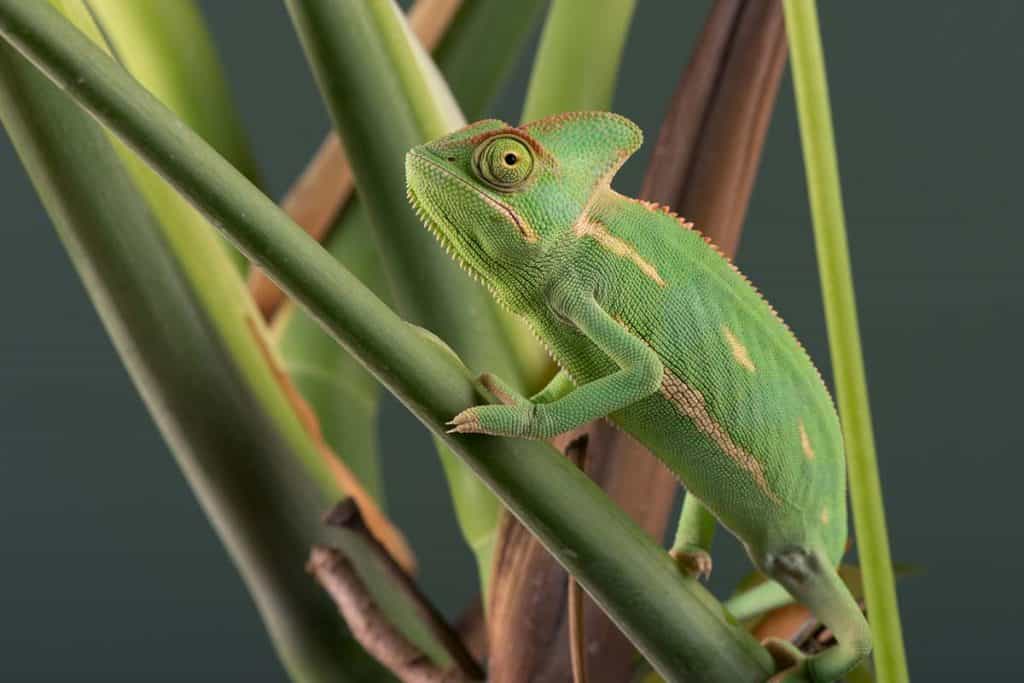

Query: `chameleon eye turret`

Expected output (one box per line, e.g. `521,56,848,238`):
474,135,534,190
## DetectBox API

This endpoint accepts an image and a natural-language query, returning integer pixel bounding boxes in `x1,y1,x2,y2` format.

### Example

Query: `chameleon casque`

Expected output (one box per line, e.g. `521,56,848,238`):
405,111,871,682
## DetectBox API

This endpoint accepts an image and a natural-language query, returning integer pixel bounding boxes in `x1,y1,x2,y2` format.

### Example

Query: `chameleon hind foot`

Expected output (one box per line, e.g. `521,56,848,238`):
670,494,715,580
669,546,712,581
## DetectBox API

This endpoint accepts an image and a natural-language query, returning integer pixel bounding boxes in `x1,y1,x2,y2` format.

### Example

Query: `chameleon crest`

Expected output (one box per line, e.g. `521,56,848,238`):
407,112,871,682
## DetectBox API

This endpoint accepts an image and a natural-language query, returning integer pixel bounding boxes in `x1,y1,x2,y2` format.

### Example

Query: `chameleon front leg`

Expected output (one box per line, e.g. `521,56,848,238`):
448,298,663,439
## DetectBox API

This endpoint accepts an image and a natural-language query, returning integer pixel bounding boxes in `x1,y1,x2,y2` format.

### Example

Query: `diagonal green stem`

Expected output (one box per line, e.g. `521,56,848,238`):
782,2,909,681
0,3,775,679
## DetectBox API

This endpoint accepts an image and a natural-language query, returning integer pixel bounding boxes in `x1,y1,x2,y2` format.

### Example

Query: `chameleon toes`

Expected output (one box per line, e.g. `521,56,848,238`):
446,409,483,434
669,547,713,581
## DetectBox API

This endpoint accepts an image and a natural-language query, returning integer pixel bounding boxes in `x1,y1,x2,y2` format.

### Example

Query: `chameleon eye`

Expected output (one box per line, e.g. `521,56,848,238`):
474,135,534,190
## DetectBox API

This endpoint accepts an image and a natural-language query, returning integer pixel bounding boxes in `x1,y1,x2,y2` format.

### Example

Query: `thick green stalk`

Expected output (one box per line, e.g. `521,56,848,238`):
521,0,637,120
0,3,775,678
0,37,387,683
281,0,530,592
782,2,909,681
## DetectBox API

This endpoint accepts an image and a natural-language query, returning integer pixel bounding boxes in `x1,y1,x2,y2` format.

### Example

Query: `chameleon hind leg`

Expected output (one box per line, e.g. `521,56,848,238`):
669,493,715,580
760,546,871,682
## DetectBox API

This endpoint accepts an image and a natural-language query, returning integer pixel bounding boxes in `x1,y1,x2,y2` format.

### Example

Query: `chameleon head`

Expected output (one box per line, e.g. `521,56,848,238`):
405,112,642,304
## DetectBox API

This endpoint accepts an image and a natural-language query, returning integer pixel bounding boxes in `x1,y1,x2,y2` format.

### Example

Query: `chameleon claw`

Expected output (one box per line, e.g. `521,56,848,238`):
446,409,483,434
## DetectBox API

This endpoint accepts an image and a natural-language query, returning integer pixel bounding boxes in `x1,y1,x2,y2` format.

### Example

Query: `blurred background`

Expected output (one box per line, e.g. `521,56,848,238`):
1,2,1020,680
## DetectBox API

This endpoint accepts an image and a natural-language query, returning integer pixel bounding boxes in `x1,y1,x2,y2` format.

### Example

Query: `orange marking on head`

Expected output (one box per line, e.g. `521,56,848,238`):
722,326,756,373
820,506,831,525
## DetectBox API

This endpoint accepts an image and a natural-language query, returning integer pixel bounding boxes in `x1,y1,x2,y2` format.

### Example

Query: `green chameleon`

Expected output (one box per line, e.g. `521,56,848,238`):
405,111,871,682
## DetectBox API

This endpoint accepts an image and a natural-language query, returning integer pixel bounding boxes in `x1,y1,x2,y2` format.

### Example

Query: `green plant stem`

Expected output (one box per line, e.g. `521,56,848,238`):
0,3,775,678
782,2,909,681
521,0,636,120
434,0,546,119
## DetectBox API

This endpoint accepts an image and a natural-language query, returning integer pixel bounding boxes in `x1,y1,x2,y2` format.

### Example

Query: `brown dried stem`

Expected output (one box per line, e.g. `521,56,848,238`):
310,500,485,682
319,499,483,679
248,0,463,319
486,2,788,681
309,547,474,683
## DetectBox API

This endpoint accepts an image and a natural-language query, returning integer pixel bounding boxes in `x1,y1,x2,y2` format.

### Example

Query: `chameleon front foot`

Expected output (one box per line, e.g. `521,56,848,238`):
446,403,546,438
448,372,568,438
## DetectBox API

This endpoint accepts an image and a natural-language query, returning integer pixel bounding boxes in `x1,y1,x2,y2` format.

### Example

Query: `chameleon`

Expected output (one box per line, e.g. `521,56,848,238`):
405,111,871,682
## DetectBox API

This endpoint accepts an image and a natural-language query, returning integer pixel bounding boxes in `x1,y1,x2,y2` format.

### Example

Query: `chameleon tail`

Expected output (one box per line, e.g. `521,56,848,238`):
761,545,871,682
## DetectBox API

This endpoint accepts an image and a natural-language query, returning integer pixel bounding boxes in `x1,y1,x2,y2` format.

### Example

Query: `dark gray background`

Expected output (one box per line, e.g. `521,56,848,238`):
1,2,1019,679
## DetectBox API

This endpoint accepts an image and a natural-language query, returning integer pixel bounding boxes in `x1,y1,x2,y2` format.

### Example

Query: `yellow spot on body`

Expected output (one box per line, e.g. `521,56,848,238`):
573,215,665,287
799,419,815,461
820,506,831,525
722,325,756,372
660,370,780,504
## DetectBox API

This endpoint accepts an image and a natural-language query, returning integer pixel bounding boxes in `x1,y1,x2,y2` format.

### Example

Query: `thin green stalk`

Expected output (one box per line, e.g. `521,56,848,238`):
0,3,775,678
782,2,909,681
521,0,637,120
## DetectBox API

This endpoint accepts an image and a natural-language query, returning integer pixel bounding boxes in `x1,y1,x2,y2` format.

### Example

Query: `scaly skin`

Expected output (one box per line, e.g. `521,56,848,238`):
406,112,871,682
